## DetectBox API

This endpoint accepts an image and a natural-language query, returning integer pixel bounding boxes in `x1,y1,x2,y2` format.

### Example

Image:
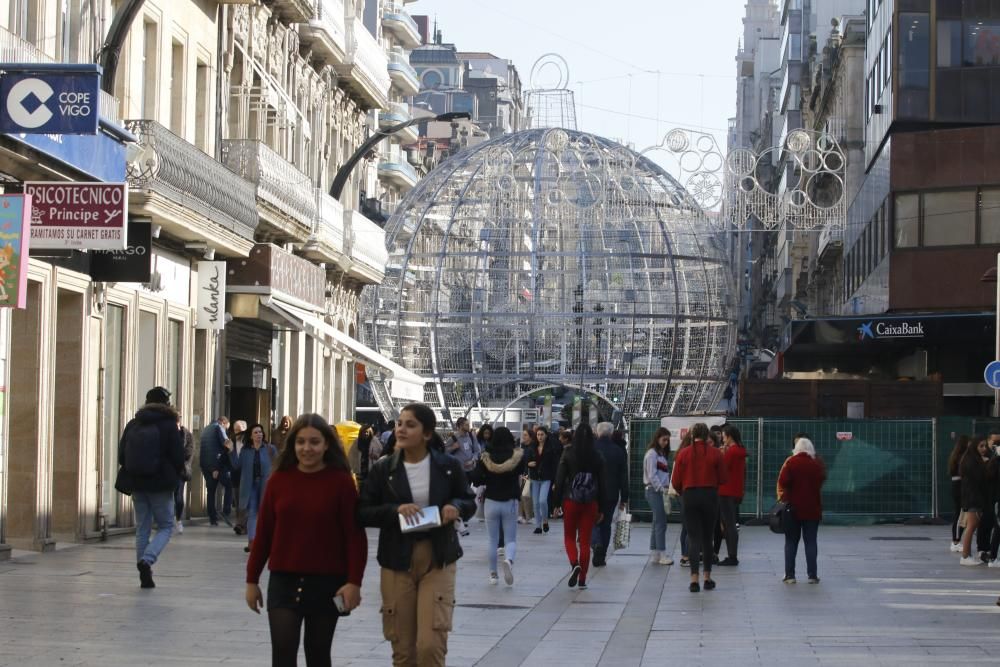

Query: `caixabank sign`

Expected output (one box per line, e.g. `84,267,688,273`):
0,64,101,135
855,320,926,341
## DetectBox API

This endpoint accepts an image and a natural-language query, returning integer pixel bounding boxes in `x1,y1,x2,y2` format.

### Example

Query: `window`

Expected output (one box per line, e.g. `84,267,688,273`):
141,21,159,119
195,61,210,152
900,13,931,89
981,188,1000,244
102,304,125,526
922,190,976,246
166,319,183,409
938,20,963,67
137,311,157,407
964,21,1000,67
170,41,185,135
895,194,920,247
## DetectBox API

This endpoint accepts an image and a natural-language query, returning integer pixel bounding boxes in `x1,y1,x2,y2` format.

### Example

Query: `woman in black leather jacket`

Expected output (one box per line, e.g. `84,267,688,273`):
358,403,476,666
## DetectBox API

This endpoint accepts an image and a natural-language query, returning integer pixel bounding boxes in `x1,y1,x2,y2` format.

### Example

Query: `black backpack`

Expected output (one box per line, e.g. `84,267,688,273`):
569,471,597,503
123,420,162,477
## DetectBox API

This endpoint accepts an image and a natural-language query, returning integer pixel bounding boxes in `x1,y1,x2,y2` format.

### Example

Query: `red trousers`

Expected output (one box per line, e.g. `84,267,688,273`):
562,499,599,580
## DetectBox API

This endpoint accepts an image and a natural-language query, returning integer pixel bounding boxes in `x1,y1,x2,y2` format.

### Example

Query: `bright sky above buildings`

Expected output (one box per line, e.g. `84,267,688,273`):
413,0,746,177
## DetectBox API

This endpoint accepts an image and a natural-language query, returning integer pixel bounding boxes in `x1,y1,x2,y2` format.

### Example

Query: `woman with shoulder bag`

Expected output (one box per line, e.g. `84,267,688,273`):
777,437,827,584
245,414,367,667
358,403,476,667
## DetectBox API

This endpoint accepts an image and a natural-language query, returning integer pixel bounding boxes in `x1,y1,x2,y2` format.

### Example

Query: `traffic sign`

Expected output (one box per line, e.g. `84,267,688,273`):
985,361,1000,390
0,64,101,135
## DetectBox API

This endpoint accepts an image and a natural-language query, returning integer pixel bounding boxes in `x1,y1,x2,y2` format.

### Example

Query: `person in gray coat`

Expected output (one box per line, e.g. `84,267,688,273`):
228,423,278,553
592,422,628,567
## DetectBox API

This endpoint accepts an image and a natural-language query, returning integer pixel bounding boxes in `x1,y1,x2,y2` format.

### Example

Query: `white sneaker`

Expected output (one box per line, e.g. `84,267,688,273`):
949,542,962,553
500,559,514,585
488,573,499,585
960,556,982,566
658,555,674,566
651,550,661,563
176,520,183,535
988,559,1000,568
497,547,505,560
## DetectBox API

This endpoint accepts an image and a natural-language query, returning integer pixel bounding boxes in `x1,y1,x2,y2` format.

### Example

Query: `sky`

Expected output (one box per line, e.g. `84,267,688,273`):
410,0,747,178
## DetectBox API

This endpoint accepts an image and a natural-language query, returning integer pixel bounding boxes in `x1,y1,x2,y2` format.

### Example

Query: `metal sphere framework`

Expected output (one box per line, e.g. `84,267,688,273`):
361,128,736,424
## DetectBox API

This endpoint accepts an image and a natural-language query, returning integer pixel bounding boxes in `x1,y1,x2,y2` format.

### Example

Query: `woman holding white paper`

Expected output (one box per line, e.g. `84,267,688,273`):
358,403,476,667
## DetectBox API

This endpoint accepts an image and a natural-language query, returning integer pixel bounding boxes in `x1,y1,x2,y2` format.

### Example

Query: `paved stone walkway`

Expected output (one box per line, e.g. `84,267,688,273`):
0,519,998,665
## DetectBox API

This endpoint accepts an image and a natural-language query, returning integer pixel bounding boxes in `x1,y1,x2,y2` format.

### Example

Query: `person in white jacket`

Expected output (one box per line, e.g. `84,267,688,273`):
643,427,673,564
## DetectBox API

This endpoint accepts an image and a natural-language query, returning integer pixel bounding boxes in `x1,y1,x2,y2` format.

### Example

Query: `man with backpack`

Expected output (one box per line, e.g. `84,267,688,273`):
117,386,185,589
199,415,233,527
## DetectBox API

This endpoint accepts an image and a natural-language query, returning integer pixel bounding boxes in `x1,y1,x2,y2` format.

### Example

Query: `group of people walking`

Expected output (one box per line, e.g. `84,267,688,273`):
948,431,1000,569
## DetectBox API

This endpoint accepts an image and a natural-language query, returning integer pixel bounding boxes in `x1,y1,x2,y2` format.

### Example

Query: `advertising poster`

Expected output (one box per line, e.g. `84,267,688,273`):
196,260,227,330
24,182,127,250
0,194,32,309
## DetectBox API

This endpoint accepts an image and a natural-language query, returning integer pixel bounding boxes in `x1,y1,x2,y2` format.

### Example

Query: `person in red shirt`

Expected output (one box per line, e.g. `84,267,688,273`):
670,423,726,592
717,425,748,566
777,437,827,584
245,413,367,667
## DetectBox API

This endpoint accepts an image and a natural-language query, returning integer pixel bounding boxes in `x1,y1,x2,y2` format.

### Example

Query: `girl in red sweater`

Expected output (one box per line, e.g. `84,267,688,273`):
245,413,368,667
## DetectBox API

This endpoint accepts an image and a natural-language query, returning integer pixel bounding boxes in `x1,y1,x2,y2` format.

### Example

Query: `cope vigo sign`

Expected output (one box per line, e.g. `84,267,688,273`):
0,64,101,135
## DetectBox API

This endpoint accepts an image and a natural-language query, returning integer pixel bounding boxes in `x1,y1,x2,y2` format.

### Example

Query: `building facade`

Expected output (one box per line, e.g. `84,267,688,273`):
0,0,425,557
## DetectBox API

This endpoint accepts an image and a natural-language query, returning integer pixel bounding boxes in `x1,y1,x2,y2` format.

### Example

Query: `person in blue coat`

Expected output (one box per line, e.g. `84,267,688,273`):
228,423,278,553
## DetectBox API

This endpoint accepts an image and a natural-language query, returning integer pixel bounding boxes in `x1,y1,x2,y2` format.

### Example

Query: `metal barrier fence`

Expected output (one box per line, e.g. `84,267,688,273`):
627,417,967,525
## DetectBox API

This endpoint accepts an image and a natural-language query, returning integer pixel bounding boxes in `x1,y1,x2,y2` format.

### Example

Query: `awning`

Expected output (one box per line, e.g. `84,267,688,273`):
264,297,427,402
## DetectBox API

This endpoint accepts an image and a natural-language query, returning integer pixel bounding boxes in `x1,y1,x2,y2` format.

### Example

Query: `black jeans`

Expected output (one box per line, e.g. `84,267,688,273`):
591,500,616,552
951,480,964,543
682,487,719,576
202,470,232,523
784,513,819,579
977,505,997,556
174,478,186,521
718,495,739,559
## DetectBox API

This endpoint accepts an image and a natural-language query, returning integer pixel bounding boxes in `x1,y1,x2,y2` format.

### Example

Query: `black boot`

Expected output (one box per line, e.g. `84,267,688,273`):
593,544,607,567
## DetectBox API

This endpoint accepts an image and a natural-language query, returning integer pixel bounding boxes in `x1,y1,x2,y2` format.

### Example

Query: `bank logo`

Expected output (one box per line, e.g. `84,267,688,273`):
6,78,54,129
857,321,874,340
856,320,925,341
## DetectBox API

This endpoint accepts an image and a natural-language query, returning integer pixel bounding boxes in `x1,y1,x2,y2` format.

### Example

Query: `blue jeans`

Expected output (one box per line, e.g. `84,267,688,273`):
784,514,820,579
202,469,232,523
133,490,175,565
531,480,551,528
645,487,668,552
247,481,263,541
485,499,518,572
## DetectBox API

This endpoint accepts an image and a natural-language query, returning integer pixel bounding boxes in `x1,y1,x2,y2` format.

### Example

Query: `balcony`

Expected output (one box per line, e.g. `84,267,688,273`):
387,48,420,96
221,140,316,242
335,18,390,110
269,0,315,24
125,120,257,249
382,2,421,49
379,101,419,143
302,189,346,264
299,0,348,67
817,224,844,267
344,209,387,284
378,145,419,190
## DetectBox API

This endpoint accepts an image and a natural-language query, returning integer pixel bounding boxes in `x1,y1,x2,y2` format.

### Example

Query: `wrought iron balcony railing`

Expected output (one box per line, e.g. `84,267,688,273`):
221,139,316,232
125,120,257,240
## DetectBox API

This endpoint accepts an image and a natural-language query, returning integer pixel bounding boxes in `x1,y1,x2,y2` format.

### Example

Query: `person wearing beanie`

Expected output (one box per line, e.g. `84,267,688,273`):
777,437,827,584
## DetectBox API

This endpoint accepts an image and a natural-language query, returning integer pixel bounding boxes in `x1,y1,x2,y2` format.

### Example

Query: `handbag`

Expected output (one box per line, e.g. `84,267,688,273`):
613,510,632,550
958,510,968,529
520,476,531,500
768,501,793,534
113,466,134,496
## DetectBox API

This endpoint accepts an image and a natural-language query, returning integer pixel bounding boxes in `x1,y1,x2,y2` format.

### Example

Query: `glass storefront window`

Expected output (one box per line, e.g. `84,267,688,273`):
166,319,183,408
938,20,963,67
895,194,920,248
922,190,976,246
137,311,157,406
964,21,1000,67
981,188,1000,244
102,304,125,527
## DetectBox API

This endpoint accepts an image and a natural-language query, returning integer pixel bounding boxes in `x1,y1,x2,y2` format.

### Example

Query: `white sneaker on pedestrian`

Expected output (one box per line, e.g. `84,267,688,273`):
988,559,1000,568
497,547,505,561
175,520,183,535
658,555,674,566
500,559,514,585
488,572,499,585
960,556,981,566
949,542,962,553
651,550,661,563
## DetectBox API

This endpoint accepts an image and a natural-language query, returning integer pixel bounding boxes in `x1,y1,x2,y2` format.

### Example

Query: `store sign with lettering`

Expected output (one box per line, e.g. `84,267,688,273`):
89,221,151,282
24,182,127,250
196,261,227,330
0,195,32,309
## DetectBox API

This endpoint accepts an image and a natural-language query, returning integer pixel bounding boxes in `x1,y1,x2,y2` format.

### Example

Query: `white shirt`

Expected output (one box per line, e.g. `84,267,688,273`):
403,454,432,508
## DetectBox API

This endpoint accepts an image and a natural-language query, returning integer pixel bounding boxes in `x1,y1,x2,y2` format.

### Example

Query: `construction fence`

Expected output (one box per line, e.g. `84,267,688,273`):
627,417,1000,525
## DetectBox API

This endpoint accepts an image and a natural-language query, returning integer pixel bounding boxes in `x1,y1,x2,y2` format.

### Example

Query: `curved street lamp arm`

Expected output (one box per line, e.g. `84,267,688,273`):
97,0,148,95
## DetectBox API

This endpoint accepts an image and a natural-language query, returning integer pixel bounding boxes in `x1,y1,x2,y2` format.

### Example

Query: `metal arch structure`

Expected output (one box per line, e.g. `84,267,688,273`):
471,383,621,426
360,128,737,427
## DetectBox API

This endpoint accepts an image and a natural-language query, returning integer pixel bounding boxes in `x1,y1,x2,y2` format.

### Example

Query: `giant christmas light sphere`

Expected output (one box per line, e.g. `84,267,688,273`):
361,128,735,423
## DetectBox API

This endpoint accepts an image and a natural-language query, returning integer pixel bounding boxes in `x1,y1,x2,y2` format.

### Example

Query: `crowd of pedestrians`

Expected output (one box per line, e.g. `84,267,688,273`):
948,430,1000,571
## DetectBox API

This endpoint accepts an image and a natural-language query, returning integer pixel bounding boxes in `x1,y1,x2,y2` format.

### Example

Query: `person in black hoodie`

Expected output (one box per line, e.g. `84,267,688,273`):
469,427,526,586
116,386,185,589
553,424,606,590
591,422,628,568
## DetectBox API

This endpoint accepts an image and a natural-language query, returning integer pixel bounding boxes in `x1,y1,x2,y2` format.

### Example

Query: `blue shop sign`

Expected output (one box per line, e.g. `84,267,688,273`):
7,126,128,182
0,64,101,135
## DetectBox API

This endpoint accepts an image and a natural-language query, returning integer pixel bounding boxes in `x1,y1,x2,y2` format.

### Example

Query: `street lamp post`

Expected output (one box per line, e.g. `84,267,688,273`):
328,112,471,201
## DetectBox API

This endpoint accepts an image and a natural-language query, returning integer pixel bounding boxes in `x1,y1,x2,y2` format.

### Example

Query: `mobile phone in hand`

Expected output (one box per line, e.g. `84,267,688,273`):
333,594,350,616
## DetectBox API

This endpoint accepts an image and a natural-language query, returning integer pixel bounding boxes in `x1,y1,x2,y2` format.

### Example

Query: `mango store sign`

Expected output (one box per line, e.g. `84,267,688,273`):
0,195,32,309
196,261,226,330
24,182,127,250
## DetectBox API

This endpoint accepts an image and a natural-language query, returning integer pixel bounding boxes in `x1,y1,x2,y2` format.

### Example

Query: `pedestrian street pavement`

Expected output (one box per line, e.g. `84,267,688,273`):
0,518,999,666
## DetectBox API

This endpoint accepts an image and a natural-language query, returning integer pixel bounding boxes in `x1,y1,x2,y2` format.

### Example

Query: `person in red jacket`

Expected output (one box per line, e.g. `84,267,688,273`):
718,424,747,566
671,423,726,592
245,413,367,667
777,437,827,584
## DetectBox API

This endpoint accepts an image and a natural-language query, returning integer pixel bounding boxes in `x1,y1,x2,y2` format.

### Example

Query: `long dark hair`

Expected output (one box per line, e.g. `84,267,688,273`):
401,403,436,434
949,435,970,476
648,427,671,455
273,414,350,472
722,424,743,446
961,435,987,471
490,427,516,461
571,423,599,467
689,422,711,462
521,427,537,447
477,424,494,443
